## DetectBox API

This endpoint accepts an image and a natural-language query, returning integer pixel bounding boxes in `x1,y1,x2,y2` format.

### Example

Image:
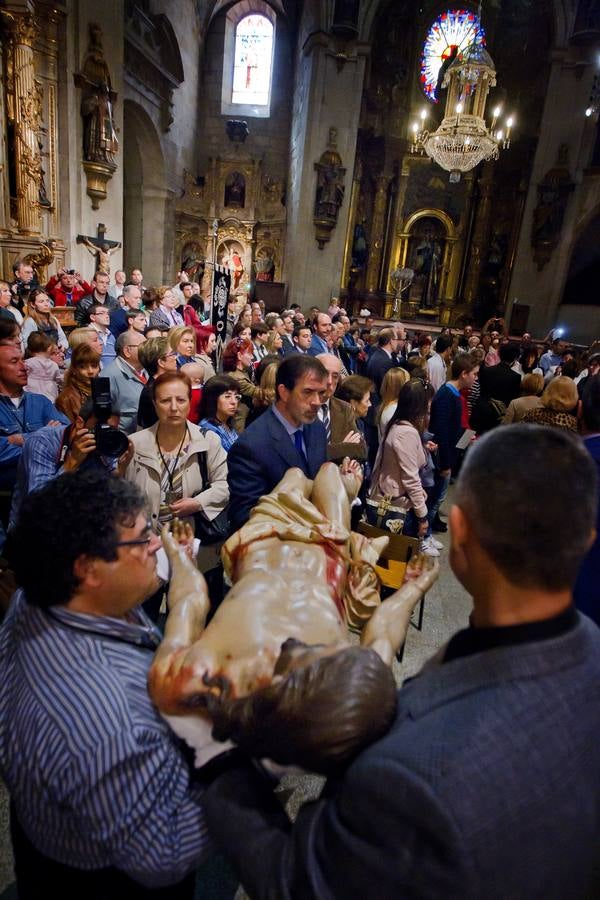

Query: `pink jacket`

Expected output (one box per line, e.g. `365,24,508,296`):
372,421,428,519
24,357,63,402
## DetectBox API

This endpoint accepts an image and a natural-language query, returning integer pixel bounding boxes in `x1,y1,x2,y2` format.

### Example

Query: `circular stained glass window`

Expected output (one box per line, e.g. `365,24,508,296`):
421,9,485,102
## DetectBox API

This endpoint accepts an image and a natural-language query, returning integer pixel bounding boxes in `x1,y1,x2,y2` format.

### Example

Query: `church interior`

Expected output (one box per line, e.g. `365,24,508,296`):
0,2,599,895
0,0,598,343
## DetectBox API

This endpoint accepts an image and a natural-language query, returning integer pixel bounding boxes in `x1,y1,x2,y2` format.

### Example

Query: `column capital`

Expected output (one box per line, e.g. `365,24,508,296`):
1,8,36,47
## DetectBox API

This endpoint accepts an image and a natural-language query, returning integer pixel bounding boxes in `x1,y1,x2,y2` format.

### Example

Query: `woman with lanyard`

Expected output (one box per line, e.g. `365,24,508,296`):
21,288,68,351
125,371,229,615
148,286,184,330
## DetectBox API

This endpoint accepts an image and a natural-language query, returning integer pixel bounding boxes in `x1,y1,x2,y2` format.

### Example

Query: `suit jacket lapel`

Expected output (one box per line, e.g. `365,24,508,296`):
266,409,308,474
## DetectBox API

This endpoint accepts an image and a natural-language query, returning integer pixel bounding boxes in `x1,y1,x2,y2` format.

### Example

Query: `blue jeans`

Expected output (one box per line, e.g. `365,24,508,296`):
428,471,450,525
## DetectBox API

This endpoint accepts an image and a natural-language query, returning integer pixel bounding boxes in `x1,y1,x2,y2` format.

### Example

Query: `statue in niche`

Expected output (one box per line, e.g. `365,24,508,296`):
224,171,246,209
314,128,346,249
409,219,445,309
77,23,118,165
351,222,368,269
180,242,205,283
531,145,574,271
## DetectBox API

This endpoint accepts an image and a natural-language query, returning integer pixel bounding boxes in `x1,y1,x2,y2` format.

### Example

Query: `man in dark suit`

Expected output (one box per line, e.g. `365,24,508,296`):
307,313,332,356
284,325,312,355
315,353,366,463
227,355,328,531
203,425,600,898
365,327,398,394
478,341,521,406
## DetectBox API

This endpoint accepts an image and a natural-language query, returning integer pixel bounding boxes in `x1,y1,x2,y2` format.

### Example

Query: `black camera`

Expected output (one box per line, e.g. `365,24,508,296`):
66,268,76,275
91,378,129,458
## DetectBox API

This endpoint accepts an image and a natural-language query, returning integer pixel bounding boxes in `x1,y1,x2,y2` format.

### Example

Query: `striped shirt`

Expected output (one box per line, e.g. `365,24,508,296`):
0,591,211,887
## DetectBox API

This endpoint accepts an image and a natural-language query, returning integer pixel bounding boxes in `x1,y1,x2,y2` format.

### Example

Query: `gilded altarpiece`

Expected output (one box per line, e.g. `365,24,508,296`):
175,155,286,302
0,3,65,280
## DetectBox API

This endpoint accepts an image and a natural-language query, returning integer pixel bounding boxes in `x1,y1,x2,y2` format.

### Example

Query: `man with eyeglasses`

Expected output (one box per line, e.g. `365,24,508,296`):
102,331,148,434
88,303,117,367
1,471,214,897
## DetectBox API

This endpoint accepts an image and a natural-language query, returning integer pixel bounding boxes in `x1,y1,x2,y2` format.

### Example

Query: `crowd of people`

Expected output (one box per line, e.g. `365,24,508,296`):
0,259,598,897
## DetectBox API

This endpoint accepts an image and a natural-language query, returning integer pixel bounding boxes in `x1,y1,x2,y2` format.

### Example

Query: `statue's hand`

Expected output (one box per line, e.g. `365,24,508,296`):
339,456,363,501
162,523,206,611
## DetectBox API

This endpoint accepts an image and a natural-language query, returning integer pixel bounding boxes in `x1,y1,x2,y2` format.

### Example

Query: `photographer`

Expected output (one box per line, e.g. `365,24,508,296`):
9,387,132,530
481,315,508,338
10,260,39,311
46,267,93,307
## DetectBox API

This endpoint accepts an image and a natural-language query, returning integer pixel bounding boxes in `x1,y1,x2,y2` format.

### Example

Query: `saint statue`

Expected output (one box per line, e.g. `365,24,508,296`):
414,230,442,308
77,24,119,165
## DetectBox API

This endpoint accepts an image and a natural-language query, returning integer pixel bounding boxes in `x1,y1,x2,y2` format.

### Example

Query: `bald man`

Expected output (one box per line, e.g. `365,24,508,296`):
316,353,366,463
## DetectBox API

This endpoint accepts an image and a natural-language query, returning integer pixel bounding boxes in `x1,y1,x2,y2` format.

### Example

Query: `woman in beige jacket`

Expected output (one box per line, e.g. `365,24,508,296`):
125,371,229,574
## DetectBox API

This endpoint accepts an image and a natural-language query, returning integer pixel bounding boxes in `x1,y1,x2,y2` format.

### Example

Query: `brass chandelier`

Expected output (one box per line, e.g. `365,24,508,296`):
411,40,514,182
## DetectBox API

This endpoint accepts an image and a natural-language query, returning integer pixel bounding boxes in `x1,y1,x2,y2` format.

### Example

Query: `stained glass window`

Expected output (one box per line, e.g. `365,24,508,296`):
232,15,274,107
421,9,485,102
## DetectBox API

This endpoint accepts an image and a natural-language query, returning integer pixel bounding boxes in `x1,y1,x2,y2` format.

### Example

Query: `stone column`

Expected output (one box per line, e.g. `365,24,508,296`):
283,30,369,309
463,162,494,303
365,174,390,293
1,8,41,235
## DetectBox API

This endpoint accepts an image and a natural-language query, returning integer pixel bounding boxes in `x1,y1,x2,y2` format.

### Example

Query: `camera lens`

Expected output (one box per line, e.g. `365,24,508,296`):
94,424,129,459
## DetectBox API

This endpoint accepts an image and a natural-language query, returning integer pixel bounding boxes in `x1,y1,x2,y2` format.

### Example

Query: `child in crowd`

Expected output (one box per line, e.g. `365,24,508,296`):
179,361,204,424
24,332,63,402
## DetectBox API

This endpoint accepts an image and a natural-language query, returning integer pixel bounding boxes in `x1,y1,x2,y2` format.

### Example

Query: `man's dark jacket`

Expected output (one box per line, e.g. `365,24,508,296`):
227,406,327,531
203,615,600,899
478,362,521,406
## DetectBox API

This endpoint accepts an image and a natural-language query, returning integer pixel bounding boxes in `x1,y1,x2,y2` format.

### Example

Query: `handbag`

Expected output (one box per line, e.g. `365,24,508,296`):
193,437,230,545
364,494,409,534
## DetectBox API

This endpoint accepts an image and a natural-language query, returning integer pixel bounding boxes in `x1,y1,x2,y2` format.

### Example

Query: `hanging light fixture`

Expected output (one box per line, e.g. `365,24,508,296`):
410,12,515,182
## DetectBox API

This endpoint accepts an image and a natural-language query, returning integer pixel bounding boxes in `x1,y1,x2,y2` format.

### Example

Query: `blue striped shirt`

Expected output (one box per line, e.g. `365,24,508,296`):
0,591,212,887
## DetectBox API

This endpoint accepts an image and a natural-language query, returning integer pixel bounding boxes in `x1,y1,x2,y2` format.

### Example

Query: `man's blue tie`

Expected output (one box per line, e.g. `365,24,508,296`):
293,428,308,471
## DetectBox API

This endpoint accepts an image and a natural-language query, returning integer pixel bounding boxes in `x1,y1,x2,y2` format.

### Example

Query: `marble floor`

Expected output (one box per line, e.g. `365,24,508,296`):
0,508,472,896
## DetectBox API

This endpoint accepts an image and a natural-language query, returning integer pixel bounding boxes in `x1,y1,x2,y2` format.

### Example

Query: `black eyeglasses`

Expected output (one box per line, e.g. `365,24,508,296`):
116,523,154,549
116,537,152,549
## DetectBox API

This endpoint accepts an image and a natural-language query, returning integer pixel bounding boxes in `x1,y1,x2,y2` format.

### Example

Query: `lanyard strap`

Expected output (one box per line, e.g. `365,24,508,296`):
155,426,188,492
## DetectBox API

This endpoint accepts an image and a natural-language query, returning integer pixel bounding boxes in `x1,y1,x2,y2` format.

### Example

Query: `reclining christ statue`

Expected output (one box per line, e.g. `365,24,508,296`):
149,461,438,774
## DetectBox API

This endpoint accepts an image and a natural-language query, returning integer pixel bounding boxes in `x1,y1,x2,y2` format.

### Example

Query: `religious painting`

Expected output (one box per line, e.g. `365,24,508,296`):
421,9,485,102
407,217,446,309
218,240,245,292
224,171,246,209
232,15,274,107
403,161,465,223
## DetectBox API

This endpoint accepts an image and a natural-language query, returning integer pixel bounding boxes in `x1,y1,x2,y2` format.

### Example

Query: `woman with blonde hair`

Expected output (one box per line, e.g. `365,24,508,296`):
21,288,68,350
168,325,197,366
377,367,410,438
265,330,283,355
522,376,578,432
503,373,544,424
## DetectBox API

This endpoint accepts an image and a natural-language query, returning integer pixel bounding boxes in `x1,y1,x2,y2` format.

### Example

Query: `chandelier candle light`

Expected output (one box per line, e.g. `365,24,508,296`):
411,38,515,181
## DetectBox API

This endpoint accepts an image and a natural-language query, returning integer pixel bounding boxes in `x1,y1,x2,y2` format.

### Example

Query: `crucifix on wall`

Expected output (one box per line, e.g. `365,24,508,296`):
76,223,122,276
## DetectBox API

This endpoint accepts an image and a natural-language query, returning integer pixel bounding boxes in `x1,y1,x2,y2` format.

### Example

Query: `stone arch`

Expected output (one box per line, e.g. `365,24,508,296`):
122,100,168,284
402,208,456,240
561,203,600,307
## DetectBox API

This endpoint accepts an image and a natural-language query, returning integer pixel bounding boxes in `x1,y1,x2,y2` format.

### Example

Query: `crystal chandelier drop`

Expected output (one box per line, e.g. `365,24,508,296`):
411,41,514,182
